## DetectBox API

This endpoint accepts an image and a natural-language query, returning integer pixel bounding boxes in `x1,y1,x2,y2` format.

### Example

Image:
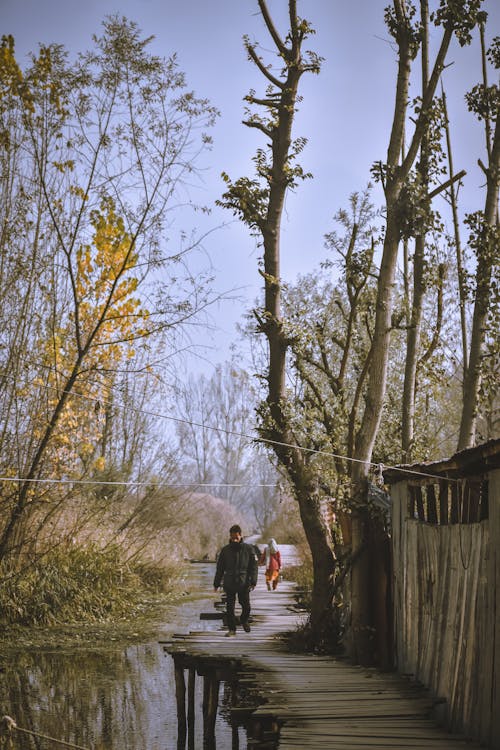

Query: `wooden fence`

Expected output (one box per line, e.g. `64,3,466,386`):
389,446,500,748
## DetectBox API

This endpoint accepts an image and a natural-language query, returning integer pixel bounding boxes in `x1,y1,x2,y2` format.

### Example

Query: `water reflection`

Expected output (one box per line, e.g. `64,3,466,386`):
170,655,279,750
1,646,172,748
0,564,243,750
172,669,257,750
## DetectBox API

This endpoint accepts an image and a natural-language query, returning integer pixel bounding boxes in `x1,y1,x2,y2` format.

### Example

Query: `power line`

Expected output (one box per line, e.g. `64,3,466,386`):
0,476,277,488
3,368,371,462
2,367,460,484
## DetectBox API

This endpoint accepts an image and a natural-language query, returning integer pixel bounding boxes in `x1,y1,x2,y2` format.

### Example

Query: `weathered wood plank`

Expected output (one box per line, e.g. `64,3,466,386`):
490,468,500,748
392,473,498,749
165,575,484,749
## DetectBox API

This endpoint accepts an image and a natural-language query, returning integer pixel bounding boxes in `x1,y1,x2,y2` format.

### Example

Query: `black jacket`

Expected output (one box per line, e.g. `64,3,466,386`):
214,540,258,592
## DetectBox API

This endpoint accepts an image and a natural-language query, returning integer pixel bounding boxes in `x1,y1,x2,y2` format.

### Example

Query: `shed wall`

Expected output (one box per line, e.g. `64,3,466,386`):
392,468,500,747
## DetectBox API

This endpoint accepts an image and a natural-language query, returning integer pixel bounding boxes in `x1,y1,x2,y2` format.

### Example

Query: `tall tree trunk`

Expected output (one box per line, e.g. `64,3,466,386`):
257,4,337,639
458,116,500,449
442,87,469,382
350,207,402,666
402,234,425,461
219,0,337,641
458,16,499,450
350,1,456,664
402,0,430,462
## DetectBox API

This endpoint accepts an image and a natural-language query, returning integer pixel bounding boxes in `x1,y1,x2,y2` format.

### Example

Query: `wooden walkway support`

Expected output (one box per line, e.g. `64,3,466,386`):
164,577,484,749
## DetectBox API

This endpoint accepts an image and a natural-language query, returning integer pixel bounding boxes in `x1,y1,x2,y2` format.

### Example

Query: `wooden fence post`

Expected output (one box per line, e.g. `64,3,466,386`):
490,469,500,747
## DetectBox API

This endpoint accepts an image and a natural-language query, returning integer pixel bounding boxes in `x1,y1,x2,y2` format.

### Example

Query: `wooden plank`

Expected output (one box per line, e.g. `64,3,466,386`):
427,483,438,524
391,481,407,671
490,468,500,748
415,485,425,521
164,568,485,749
450,483,460,523
439,480,449,525
283,720,473,737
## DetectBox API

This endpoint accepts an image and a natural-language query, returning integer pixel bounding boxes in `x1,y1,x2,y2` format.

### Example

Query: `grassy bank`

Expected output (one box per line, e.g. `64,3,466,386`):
0,544,194,650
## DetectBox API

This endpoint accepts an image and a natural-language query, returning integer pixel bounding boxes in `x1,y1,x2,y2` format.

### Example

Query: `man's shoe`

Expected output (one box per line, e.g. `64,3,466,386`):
242,623,251,633
225,630,236,637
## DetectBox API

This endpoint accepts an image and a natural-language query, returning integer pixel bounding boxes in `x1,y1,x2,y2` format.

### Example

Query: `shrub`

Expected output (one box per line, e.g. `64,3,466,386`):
0,544,178,626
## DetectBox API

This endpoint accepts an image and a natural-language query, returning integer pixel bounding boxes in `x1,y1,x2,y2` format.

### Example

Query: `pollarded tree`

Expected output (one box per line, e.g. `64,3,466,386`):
350,0,482,664
218,0,338,644
219,0,482,662
400,0,455,462
0,21,217,565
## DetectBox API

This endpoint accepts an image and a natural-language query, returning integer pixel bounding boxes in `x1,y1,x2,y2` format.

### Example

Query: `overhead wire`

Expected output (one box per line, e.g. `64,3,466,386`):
0,366,460,485
0,476,277,488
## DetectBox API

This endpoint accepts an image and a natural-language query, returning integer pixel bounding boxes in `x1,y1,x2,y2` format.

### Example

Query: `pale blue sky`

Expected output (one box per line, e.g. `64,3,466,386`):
2,0,498,369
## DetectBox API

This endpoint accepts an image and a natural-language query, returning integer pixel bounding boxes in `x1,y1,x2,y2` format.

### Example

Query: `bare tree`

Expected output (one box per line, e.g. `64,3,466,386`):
173,362,282,517
218,0,337,642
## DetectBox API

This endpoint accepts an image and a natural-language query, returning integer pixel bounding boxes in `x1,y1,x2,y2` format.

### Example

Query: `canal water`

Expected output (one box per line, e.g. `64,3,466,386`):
0,562,250,749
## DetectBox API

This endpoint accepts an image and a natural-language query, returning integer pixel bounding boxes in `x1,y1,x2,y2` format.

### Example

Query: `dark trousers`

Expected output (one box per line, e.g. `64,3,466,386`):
225,587,250,630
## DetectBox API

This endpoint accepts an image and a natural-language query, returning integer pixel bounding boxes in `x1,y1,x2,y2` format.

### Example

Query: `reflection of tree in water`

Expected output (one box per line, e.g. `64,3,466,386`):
0,645,177,750
218,678,271,749
2,668,39,750
219,682,243,722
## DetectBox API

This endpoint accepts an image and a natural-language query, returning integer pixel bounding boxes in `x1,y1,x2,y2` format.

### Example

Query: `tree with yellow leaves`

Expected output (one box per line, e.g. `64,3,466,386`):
0,19,218,564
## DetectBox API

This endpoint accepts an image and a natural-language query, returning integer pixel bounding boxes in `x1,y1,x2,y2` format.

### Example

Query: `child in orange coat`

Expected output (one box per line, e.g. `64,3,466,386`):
259,538,281,590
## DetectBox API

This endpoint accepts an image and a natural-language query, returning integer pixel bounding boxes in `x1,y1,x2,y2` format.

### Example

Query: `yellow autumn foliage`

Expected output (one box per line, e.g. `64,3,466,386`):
0,35,24,100
28,197,152,481
75,197,148,351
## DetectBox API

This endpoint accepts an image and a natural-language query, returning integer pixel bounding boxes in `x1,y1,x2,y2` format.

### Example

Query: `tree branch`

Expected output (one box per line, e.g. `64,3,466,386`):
477,158,488,175
246,43,284,89
289,0,300,58
428,168,466,200
243,119,273,138
258,0,288,56
402,25,453,176
246,95,281,107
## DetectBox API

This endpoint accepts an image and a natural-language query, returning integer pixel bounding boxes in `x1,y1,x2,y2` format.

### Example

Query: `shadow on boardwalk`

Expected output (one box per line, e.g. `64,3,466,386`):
163,577,483,749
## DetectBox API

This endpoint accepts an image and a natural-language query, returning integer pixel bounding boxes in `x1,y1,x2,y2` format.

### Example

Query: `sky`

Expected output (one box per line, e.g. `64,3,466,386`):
1,0,498,373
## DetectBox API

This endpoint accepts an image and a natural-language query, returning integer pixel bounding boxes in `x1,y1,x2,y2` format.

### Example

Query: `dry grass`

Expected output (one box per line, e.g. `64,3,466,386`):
0,487,249,626
0,544,182,626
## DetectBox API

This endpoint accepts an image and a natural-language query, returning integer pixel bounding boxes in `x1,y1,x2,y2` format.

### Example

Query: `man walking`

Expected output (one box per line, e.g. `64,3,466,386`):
213,524,258,636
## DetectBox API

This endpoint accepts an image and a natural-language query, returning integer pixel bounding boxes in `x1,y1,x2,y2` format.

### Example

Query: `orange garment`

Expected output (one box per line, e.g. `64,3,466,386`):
265,569,280,589
261,550,281,590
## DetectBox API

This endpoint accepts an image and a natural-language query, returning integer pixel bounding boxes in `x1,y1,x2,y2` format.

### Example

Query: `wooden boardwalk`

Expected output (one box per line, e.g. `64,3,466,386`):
164,576,483,749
